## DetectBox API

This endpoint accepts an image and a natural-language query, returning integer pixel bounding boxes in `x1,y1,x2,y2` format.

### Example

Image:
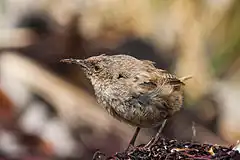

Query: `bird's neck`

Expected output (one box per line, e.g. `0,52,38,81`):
90,77,110,95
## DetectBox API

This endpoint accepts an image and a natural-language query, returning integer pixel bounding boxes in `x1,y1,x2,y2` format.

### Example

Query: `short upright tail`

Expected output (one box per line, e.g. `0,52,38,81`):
179,75,192,84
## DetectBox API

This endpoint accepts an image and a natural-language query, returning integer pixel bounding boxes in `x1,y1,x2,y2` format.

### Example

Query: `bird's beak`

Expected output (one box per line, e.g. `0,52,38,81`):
60,58,88,68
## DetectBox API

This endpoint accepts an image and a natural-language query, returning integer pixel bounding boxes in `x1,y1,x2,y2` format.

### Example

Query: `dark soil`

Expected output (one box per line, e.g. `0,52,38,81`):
93,138,240,160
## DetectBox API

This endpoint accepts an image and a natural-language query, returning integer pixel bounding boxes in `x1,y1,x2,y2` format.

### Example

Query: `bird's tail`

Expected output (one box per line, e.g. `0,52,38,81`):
179,75,192,84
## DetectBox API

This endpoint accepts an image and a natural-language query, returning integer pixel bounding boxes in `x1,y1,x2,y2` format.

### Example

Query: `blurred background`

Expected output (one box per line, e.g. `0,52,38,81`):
0,0,240,159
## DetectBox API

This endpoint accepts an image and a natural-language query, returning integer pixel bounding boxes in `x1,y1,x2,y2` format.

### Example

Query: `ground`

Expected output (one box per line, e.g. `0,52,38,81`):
93,138,240,160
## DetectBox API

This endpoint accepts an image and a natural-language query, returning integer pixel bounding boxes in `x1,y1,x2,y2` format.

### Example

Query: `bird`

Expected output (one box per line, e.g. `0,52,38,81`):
60,54,192,150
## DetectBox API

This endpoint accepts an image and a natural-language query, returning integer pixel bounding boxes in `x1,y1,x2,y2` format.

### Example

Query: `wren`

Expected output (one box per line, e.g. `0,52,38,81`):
61,54,191,149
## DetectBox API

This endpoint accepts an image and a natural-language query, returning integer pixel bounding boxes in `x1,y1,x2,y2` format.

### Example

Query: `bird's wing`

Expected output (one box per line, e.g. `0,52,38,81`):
133,69,183,98
127,69,189,120
127,71,173,119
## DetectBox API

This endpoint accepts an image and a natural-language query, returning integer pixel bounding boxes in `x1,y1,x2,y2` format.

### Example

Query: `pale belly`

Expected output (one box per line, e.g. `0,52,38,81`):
96,90,183,128
100,98,176,128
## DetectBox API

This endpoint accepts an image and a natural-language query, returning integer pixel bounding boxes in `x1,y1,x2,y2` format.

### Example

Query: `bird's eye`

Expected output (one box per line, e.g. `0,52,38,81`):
94,65,100,71
117,74,124,79
117,73,128,79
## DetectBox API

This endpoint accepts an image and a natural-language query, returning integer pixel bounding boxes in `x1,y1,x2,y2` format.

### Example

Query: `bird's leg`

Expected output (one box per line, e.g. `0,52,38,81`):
126,127,141,151
144,119,167,148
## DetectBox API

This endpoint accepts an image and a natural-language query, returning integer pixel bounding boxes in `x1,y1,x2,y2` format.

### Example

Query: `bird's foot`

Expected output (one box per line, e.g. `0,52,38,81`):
125,127,141,152
92,151,106,160
125,143,135,152
144,137,156,149
144,119,167,148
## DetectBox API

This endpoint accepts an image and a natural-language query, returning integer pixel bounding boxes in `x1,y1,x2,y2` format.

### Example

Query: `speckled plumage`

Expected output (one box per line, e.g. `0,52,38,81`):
61,54,191,128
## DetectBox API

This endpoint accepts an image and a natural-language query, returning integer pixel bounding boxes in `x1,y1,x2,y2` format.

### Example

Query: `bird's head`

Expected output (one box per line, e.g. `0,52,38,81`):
61,54,141,85
61,54,109,79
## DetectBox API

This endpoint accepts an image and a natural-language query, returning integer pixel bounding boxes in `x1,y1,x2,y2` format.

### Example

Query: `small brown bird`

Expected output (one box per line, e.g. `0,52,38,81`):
61,54,191,149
